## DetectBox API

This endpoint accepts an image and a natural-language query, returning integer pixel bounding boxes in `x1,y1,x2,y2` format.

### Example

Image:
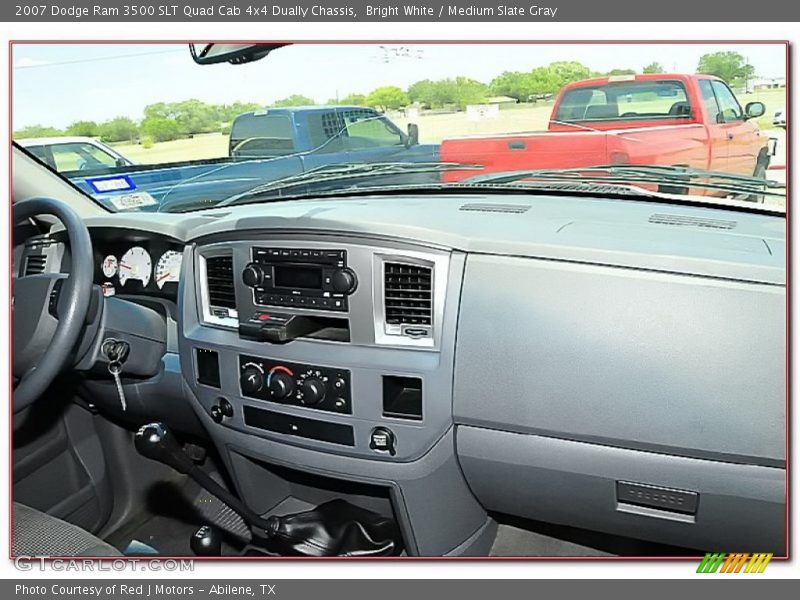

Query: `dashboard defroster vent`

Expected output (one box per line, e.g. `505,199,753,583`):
205,255,236,310
648,213,737,230
384,263,433,327
459,202,530,214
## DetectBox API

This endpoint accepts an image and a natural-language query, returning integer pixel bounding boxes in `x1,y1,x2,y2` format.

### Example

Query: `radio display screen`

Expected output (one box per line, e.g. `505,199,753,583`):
273,264,323,290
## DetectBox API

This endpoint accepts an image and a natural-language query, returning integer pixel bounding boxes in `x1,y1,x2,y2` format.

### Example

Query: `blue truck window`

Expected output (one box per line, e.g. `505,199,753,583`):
342,111,403,148
307,111,348,154
230,113,295,158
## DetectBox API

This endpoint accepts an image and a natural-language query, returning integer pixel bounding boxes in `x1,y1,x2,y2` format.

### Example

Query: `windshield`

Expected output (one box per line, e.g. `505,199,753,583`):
12,43,786,213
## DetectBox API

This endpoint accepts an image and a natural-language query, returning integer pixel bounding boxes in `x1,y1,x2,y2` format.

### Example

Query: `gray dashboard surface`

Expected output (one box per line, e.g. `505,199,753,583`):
80,194,785,285
453,254,785,466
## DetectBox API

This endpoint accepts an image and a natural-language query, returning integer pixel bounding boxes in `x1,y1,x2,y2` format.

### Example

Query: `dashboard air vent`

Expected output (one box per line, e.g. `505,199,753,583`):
24,254,47,276
648,213,737,230
384,263,433,326
459,202,530,214
205,255,236,309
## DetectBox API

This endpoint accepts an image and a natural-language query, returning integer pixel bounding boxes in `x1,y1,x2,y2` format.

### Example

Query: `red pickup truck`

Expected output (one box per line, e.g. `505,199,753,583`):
441,74,772,185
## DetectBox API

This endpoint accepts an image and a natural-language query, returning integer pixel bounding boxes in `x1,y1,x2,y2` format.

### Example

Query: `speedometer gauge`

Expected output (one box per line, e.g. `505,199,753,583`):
118,246,152,287
155,250,183,289
101,255,118,278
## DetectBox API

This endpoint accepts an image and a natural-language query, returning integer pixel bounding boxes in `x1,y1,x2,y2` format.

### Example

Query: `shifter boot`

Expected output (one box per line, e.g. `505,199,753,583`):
261,499,402,556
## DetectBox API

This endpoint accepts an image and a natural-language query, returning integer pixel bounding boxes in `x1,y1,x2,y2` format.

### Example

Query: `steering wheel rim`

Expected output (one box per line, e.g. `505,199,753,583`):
13,197,94,413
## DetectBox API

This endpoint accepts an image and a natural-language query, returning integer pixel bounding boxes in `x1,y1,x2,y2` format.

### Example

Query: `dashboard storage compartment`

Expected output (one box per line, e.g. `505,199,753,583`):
382,376,423,420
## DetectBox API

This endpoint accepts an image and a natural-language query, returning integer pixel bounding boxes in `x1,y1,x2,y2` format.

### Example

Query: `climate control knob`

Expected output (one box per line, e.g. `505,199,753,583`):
268,370,295,400
240,364,264,395
331,268,357,294
242,263,266,287
300,378,326,406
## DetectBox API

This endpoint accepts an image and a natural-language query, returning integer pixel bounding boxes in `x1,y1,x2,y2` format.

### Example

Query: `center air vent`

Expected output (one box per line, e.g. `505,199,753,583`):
205,255,236,309
384,263,433,327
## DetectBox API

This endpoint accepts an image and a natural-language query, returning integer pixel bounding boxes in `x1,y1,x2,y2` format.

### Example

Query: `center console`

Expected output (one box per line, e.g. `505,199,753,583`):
179,234,494,555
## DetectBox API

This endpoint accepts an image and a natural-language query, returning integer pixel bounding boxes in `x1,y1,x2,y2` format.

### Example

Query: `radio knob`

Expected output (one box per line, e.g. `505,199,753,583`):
268,370,295,400
331,268,357,294
240,364,264,395
300,378,326,406
242,263,266,287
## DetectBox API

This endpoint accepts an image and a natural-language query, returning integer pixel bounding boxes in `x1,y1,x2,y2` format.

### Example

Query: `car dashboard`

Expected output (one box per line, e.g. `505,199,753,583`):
25,192,786,556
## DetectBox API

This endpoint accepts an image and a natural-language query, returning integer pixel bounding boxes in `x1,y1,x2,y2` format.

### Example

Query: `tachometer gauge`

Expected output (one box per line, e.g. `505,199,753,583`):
101,255,118,278
118,246,152,287
155,250,183,289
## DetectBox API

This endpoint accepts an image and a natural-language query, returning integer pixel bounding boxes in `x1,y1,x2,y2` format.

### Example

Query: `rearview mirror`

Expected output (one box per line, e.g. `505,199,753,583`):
744,101,766,119
189,43,287,65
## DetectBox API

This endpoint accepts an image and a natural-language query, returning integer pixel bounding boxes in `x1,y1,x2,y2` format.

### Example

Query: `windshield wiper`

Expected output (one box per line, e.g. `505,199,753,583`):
213,161,482,207
465,165,786,199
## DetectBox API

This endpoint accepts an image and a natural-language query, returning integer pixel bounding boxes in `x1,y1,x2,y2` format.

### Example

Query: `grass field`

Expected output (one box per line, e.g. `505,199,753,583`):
112,87,787,165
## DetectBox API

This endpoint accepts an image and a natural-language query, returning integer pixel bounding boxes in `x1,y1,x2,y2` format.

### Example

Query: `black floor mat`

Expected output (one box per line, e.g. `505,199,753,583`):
105,476,246,556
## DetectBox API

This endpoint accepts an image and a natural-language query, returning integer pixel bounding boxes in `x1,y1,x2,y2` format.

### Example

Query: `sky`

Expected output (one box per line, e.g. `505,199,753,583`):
11,43,787,130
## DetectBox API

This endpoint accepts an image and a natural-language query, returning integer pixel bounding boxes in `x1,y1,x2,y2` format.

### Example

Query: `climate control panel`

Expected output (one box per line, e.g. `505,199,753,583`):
238,354,351,415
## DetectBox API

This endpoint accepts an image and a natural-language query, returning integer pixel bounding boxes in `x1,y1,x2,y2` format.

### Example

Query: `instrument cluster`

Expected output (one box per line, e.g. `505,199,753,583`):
91,230,184,299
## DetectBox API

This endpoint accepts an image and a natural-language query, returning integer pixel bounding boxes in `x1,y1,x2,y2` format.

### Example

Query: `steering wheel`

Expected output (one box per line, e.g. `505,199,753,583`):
13,197,94,413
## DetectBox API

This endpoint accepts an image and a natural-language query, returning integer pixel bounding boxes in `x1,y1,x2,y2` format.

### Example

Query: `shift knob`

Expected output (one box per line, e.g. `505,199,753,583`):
134,422,194,475
191,525,222,556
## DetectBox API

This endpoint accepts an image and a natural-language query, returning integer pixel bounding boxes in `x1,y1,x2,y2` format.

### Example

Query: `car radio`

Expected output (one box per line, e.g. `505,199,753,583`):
241,247,358,312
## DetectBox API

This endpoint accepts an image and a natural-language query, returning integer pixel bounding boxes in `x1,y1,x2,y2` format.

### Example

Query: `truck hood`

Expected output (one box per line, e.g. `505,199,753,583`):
65,143,440,211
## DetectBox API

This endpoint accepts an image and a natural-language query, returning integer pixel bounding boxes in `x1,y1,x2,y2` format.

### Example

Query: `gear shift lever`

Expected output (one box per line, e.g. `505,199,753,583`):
134,423,196,474
134,422,274,534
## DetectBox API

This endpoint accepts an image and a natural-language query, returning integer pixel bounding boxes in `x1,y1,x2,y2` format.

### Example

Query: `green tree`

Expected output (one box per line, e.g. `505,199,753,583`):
141,117,181,142
407,79,438,107
98,117,139,143
408,77,488,109
548,61,595,87
13,124,63,139
365,86,409,111
643,61,665,74
490,71,536,102
607,68,636,76
271,95,316,107
339,93,366,106
447,77,489,109
528,66,562,96
143,99,223,136
65,120,100,137
697,52,755,84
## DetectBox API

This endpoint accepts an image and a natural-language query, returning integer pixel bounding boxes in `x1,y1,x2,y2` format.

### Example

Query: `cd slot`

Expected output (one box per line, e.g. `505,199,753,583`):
301,316,351,343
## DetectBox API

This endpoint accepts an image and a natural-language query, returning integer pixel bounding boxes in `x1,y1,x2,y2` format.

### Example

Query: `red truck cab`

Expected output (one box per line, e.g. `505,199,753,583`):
441,74,770,185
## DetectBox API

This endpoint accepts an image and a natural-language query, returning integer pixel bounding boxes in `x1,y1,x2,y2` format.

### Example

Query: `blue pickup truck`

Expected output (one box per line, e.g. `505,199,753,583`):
62,106,439,212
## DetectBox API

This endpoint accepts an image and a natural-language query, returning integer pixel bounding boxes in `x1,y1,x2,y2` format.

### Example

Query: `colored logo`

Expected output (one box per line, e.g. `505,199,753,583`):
697,553,773,573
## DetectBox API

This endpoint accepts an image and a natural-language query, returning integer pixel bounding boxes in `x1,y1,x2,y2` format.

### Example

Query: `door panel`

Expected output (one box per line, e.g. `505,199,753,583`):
710,80,760,175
